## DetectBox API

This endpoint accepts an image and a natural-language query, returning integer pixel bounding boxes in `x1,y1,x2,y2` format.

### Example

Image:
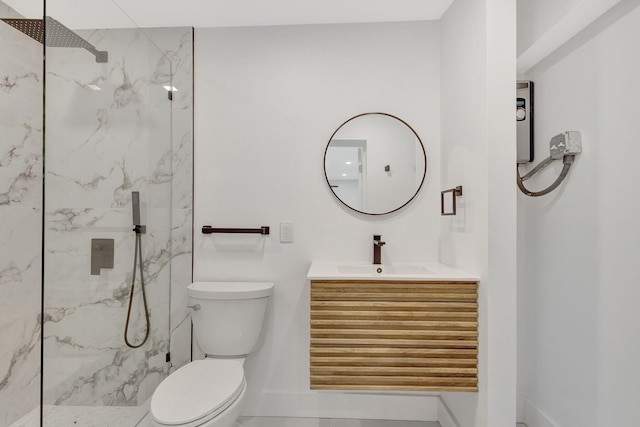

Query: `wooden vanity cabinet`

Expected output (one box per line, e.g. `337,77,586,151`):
310,279,478,392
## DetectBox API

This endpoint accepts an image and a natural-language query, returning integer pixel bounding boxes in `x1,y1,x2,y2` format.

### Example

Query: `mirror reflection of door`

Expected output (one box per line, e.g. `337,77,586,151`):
325,140,367,211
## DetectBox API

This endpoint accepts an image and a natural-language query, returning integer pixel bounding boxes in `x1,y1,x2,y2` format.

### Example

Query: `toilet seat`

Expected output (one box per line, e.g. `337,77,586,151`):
151,359,245,427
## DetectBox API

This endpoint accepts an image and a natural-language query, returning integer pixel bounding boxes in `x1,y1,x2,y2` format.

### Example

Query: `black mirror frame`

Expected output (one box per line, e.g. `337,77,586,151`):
323,112,427,215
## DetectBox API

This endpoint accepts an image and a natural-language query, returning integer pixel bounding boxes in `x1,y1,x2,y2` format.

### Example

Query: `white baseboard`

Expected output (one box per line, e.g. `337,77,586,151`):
241,391,439,421
437,397,460,427
524,400,558,427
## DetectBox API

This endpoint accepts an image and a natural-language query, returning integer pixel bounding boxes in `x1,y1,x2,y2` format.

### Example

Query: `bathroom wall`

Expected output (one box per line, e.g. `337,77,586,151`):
517,0,624,56
0,3,43,425
41,25,192,407
439,0,517,426
517,0,583,55
518,2,640,426
516,0,622,73
193,21,443,420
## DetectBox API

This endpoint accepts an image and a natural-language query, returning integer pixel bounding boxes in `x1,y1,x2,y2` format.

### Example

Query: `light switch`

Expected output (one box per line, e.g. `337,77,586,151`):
280,221,294,243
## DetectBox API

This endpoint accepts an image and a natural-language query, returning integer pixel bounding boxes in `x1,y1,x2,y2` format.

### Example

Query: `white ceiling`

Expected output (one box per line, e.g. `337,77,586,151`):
3,0,454,29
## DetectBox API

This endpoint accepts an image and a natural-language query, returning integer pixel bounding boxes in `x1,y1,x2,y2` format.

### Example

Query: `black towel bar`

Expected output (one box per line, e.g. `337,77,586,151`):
202,226,270,235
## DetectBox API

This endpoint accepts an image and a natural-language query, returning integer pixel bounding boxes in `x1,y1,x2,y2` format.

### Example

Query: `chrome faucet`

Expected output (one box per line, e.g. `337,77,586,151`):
373,235,386,265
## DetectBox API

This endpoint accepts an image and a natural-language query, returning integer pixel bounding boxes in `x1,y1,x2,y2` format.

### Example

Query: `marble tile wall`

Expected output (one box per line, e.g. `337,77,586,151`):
0,12,192,423
0,3,43,426
42,25,193,408
144,27,194,373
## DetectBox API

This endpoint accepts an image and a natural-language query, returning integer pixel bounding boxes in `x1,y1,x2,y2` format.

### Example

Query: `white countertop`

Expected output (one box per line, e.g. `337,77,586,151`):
307,261,479,281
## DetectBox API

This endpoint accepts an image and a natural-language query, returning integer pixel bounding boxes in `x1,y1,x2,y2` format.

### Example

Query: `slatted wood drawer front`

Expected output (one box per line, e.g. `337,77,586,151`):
310,280,478,392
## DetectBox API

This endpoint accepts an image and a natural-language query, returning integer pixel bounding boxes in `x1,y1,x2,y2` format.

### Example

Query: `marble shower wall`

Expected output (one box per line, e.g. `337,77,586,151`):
41,26,192,408
145,27,194,374
0,14,192,422
0,3,43,426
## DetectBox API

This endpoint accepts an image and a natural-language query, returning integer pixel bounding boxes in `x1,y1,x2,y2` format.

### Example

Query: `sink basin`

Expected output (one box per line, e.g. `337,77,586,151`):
307,261,478,281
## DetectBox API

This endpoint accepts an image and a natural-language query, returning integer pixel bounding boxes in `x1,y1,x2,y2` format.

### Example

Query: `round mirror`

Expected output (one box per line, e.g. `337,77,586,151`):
324,112,427,215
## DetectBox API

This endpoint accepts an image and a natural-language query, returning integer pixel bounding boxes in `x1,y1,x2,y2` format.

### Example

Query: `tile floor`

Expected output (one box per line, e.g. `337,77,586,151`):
11,404,148,427
13,408,526,427
233,418,440,427
136,416,440,427
13,407,441,427
235,419,527,427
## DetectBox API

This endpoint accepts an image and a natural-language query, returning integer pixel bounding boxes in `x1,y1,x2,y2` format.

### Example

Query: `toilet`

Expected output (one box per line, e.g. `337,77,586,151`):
150,281,274,427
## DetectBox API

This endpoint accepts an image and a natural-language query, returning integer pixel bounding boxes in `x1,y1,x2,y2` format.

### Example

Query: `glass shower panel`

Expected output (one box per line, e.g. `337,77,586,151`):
42,2,172,424
0,1,44,426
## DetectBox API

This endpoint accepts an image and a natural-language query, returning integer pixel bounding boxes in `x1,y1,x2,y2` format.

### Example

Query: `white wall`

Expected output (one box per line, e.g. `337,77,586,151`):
516,0,622,74
194,21,443,419
440,0,516,426
517,0,583,55
518,3,640,426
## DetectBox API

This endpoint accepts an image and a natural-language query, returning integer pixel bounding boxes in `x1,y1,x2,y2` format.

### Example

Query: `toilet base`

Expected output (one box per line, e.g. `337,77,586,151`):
152,380,246,427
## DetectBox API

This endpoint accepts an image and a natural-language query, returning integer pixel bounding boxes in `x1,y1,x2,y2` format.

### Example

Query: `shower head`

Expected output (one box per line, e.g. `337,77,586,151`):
0,16,108,63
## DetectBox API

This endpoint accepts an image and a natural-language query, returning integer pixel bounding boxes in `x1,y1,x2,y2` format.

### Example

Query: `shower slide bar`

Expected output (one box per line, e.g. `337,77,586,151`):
202,225,270,235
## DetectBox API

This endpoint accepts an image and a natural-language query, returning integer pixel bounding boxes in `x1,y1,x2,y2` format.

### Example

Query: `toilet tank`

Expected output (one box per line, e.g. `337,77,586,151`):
188,282,273,357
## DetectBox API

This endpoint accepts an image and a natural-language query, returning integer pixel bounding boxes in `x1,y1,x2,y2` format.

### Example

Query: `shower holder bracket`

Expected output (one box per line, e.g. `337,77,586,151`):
134,225,146,234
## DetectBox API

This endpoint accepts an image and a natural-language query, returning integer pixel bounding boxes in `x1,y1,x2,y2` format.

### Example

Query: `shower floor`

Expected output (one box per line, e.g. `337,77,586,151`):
10,400,149,427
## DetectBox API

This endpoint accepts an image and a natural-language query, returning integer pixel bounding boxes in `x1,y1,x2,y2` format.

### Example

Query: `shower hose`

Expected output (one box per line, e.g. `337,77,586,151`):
124,225,150,348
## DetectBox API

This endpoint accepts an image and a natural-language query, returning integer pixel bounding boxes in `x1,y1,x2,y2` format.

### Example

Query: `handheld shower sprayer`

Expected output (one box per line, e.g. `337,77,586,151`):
124,191,150,348
132,191,141,226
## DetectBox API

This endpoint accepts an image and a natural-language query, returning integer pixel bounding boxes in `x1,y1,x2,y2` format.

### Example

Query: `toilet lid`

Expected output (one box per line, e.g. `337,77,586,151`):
151,359,245,426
